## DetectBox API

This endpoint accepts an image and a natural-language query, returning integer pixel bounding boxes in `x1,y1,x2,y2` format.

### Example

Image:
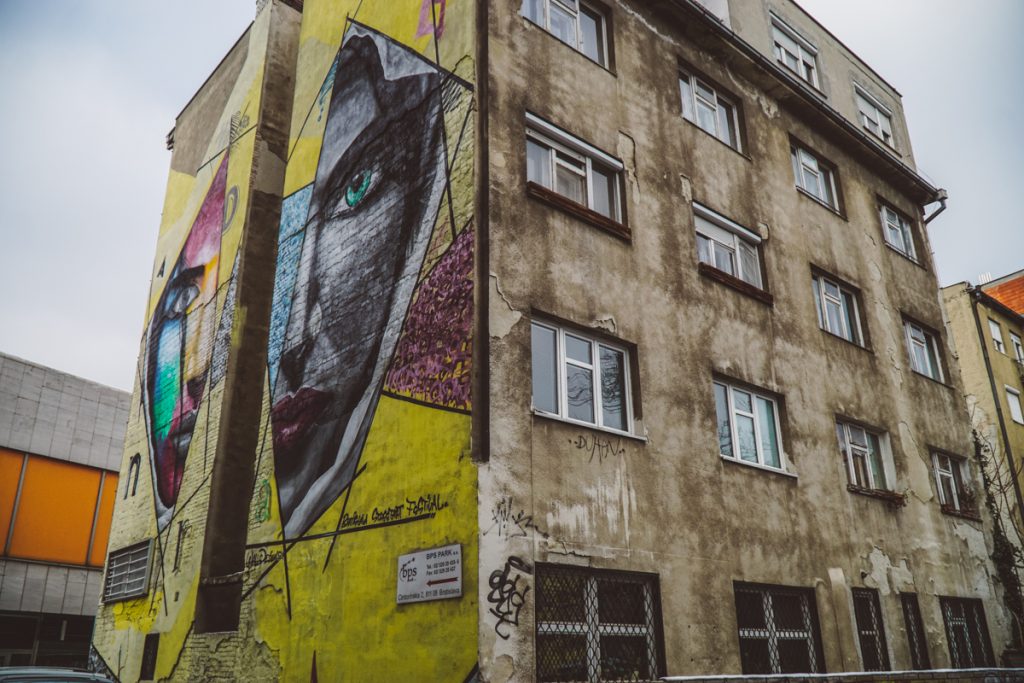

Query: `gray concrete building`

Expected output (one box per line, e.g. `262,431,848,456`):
0,352,129,667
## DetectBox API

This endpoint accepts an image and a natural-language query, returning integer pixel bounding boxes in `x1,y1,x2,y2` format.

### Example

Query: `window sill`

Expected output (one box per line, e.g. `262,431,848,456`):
847,484,906,508
532,409,648,443
720,454,797,479
527,182,631,242
820,328,872,354
698,262,773,306
910,369,952,389
679,116,751,161
940,504,982,522
883,242,926,270
795,186,846,219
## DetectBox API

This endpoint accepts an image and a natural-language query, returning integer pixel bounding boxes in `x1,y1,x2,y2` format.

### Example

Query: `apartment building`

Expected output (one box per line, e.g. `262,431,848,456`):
0,352,128,667
91,0,1012,680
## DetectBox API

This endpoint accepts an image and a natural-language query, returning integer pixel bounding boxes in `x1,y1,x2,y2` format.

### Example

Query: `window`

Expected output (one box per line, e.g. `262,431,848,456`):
1007,387,1024,424
103,540,153,602
772,19,819,88
880,204,917,260
812,274,864,345
733,582,825,674
855,88,895,147
140,633,160,680
835,421,889,491
535,564,664,682
932,453,975,516
526,113,623,222
852,588,890,671
791,143,838,210
900,593,931,670
939,597,995,668
1011,332,1024,363
522,0,610,67
679,69,740,150
714,380,784,471
694,203,763,289
532,320,633,433
903,320,943,382
989,319,1006,353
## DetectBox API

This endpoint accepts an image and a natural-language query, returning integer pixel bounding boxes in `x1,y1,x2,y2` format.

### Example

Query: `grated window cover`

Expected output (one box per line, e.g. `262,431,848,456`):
734,581,826,674
103,540,152,603
900,593,931,669
940,596,995,668
536,564,665,682
852,587,890,670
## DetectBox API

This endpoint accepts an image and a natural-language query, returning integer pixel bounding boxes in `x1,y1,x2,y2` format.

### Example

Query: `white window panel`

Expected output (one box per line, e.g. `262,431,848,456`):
714,380,784,471
679,70,741,151
932,453,972,514
1007,387,1024,424
771,19,819,88
856,88,895,147
693,203,763,290
904,320,943,382
522,0,610,67
531,320,633,434
835,421,891,491
880,204,916,260
526,115,624,222
791,144,838,209
1011,332,1023,363
989,319,1006,354
812,274,863,345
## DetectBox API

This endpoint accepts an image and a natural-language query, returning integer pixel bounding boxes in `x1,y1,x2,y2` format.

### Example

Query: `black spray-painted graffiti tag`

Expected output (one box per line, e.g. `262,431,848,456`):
486,497,549,540
487,556,532,640
570,433,626,463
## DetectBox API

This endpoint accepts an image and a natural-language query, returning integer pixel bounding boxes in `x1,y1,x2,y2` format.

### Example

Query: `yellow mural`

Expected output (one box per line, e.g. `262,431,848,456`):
92,0,478,680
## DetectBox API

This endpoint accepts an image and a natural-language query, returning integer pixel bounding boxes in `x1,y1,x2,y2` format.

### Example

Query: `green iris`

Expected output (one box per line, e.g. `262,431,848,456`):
344,170,373,208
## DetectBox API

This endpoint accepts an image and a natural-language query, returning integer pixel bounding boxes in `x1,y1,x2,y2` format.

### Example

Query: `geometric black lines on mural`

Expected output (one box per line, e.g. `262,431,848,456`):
245,508,441,551
380,389,471,416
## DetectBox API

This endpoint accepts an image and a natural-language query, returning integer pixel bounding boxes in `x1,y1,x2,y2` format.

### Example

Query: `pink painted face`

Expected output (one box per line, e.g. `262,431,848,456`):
145,155,226,528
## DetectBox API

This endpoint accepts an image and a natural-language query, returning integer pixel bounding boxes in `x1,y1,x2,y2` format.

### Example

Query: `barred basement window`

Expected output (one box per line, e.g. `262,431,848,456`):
103,540,153,602
536,564,665,682
940,596,995,668
900,593,931,670
852,588,890,671
733,582,825,674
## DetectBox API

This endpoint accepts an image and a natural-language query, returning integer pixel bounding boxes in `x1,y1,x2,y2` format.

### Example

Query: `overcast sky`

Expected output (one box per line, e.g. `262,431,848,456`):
0,1,1021,391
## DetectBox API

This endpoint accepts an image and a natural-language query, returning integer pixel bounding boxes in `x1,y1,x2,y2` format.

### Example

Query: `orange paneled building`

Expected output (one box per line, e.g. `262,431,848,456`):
0,353,128,668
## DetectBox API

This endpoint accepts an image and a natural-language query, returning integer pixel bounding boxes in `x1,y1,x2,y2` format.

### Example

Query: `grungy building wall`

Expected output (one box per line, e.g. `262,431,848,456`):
90,0,479,680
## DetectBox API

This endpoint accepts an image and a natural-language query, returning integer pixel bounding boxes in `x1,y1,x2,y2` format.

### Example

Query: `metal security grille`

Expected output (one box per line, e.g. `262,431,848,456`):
940,596,995,668
900,593,930,669
852,588,890,670
535,564,665,682
734,582,825,674
103,540,152,602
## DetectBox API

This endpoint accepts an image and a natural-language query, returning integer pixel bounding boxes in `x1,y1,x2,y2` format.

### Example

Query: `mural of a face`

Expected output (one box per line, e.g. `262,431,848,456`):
144,156,226,529
270,26,446,538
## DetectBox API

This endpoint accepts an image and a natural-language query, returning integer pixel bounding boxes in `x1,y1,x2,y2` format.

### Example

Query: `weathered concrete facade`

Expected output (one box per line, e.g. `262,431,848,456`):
91,0,1014,680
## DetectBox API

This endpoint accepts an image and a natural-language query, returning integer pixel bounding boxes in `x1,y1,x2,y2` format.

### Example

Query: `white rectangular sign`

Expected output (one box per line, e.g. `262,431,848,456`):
396,543,462,605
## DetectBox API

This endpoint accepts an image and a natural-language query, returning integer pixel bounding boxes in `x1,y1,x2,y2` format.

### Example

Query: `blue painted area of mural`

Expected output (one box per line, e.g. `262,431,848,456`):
317,57,339,122
267,184,312,390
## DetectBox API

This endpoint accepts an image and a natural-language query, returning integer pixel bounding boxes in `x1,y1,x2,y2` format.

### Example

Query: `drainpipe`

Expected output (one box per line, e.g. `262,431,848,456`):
923,188,948,225
969,286,1024,527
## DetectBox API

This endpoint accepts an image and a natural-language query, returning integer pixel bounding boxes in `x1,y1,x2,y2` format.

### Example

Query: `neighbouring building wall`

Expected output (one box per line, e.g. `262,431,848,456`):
91,0,479,680
479,0,1005,678
0,352,129,667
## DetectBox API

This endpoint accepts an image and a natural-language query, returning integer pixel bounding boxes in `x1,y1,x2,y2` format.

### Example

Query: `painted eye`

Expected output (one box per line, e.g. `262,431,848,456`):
169,284,200,317
344,170,374,208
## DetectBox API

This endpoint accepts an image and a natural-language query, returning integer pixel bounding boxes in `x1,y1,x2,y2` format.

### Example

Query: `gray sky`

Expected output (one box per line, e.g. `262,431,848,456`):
0,1,1021,391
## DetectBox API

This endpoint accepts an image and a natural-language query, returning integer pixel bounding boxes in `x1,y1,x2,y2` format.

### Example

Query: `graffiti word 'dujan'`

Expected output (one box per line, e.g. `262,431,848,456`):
570,432,627,463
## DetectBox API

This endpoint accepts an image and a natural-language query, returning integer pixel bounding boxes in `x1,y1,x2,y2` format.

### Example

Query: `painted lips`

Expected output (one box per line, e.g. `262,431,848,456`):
271,387,332,457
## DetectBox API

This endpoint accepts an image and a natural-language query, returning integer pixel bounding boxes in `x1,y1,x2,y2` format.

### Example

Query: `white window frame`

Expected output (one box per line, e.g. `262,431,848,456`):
812,274,864,345
1007,386,1024,424
531,320,634,435
714,380,786,472
1011,332,1024,363
855,87,895,147
526,113,624,222
932,453,972,513
880,204,917,260
791,144,838,209
771,17,820,89
693,202,763,289
103,540,153,603
679,69,741,151
989,319,1006,354
522,0,610,67
836,420,892,491
904,320,944,382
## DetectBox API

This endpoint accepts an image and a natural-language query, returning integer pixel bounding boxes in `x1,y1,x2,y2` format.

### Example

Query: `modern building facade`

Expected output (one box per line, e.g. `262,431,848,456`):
0,352,128,667
91,0,1013,680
